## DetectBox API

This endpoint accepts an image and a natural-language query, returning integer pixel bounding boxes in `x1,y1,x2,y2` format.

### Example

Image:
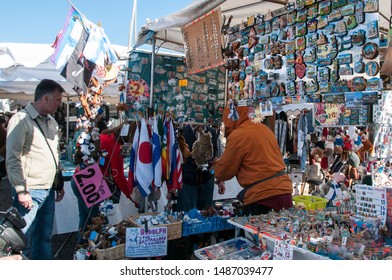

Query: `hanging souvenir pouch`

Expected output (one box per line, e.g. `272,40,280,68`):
381,17,392,76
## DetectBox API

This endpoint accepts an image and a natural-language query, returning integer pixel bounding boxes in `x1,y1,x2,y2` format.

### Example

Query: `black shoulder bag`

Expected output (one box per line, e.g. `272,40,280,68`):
33,118,64,191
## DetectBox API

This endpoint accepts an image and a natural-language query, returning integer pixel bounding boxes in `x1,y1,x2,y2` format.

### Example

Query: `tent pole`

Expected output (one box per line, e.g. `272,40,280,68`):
66,96,70,144
148,38,156,117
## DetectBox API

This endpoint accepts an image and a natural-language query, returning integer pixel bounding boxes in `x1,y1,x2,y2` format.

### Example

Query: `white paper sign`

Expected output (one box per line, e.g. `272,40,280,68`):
125,226,167,258
273,240,293,260
355,185,387,226
120,123,130,136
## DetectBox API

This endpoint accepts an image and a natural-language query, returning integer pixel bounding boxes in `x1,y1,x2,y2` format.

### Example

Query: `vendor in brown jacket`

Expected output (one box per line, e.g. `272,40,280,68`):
214,105,293,215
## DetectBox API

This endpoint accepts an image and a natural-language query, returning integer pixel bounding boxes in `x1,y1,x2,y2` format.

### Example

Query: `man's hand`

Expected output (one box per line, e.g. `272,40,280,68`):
55,188,65,202
217,180,226,195
18,192,33,209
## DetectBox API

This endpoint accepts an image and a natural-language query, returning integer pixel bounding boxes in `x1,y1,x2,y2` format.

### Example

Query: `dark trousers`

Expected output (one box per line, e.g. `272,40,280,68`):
177,176,214,212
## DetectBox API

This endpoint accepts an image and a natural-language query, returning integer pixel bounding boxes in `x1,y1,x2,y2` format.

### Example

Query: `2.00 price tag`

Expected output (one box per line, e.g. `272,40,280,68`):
72,163,112,208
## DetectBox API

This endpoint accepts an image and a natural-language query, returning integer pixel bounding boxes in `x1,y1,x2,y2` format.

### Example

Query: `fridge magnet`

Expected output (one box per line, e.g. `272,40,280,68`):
330,60,339,82
335,20,347,37
306,79,319,94
349,77,367,91
364,0,378,12
325,23,335,35
271,33,278,43
265,21,272,34
319,0,331,16
296,37,307,51
365,61,379,76
279,15,288,29
340,3,355,16
270,82,280,96
367,20,378,39
265,10,274,22
259,84,271,97
362,42,378,59
304,47,317,63
307,33,318,47
338,53,352,64
339,65,354,76
354,54,365,73
332,0,347,9
365,77,381,91
295,51,307,79
296,80,306,96
273,55,283,69
286,53,295,65
254,43,263,53
346,15,357,30
319,82,330,93
352,30,366,46
287,11,297,26
298,9,308,22
286,41,296,54
339,37,353,51
318,67,330,83
272,17,280,31
278,29,287,41
287,66,296,80
306,64,318,78
286,81,296,95
296,22,307,36
305,0,315,6
317,15,329,29
328,9,343,22
264,58,273,70
297,0,306,10
316,32,328,45
307,4,319,19
260,71,268,84
307,18,318,33
259,35,270,45
256,23,265,36
355,1,365,24
287,26,296,41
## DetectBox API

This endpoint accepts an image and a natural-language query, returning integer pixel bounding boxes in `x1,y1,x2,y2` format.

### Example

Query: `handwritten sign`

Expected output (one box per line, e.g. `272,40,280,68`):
273,240,293,260
355,185,387,226
314,103,345,127
182,8,224,74
72,163,112,208
125,227,167,258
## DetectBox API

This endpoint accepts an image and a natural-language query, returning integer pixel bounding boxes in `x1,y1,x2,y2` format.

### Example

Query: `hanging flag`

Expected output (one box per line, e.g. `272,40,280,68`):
51,6,85,70
168,119,176,175
161,118,169,180
127,122,139,195
83,25,118,67
152,116,162,187
167,143,183,192
60,26,95,94
136,118,153,196
228,102,239,121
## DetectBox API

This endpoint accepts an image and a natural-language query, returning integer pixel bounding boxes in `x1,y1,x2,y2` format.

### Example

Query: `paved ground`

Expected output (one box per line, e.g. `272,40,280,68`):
1,178,76,260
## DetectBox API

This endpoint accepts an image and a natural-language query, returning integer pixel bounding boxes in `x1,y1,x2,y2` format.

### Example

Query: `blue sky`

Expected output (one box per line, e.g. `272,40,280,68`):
0,0,194,47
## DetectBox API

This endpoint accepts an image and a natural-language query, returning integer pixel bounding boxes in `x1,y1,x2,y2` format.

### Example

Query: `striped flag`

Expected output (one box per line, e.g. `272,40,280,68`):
127,122,139,195
168,119,176,175
152,116,162,187
161,118,169,181
51,6,85,70
135,118,153,197
83,25,118,67
167,143,183,192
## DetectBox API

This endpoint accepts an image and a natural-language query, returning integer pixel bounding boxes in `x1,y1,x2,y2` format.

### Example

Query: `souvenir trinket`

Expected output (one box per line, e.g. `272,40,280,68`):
306,65,318,78
260,71,268,84
335,20,347,37
366,77,381,91
243,47,250,58
307,33,318,47
339,37,353,51
330,60,339,82
317,15,328,29
259,84,271,97
286,41,296,54
278,15,287,29
339,65,353,75
257,23,265,36
365,61,379,76
318,67,330,83
287,67,296,80
270,33,278,43
287,11,297,26
328,10,343,22
264,58,273,70
272,17,280,31
341,3,355,16
296,80,306,96
297,0,305,10
241,35,249,45
278,29,287,41
307,18,318,33
354,54,365,73
351,30,366,46
362,42,379,59
306,79,319,94
286,53,295,65
307,4,318,19
296,37,307,51
295,51,307,79
304,47,317,63
338,53,352,64
364,0,378,12
267,72,276,80
297,9,308,22
355,1,365,24
286,81,296,95
265,21,272,34
270,82,280,96
305,0,315,6
316,32,328,45
259,36,270,45
273,55,283,69
254,43,263,53
332,0,347,9
367,20,379,39
349,77,367,91
319,82,330,93
347,15,357,30
325,24,335,35
287,26,296,41
319,0,331,16
317,35,337,64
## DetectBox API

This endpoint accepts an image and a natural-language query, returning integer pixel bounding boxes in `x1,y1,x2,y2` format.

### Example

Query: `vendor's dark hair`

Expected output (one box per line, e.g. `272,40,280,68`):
34,79,65,101
101,121,139,144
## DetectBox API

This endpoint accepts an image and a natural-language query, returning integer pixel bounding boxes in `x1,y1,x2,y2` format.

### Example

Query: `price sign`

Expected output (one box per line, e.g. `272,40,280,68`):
355,185,387,226
179,79,188,87
273,240,294,260
72,163,112,208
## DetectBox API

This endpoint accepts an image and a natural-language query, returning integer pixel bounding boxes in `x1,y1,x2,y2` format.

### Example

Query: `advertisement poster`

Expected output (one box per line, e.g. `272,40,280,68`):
125,227,168,258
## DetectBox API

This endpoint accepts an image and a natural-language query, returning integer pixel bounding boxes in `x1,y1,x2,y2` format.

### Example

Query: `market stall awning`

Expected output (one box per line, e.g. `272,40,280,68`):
134,0,392,53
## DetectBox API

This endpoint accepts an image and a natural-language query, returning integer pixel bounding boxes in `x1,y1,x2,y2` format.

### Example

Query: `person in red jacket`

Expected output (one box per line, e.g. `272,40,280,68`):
214,105,293,215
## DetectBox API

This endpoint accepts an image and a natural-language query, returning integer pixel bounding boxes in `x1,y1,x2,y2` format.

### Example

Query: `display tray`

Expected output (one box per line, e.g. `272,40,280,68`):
194,237,257,260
